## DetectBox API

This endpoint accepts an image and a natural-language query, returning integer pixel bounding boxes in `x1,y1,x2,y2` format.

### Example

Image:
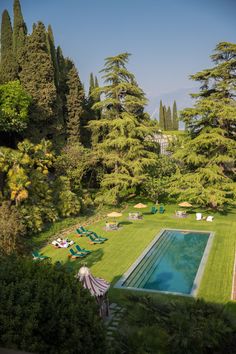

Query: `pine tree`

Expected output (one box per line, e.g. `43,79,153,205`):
169,42,236,209
159,100,165,130
89,53,158,205
66,62,85,144
19,21,57,141
166,106,172,130
172,100,178,130
13,0,27,61
0,10,17,83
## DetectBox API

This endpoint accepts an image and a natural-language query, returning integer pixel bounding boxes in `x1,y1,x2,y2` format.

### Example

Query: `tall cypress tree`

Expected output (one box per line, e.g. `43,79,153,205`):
13,0,27,61
19,21,57,141
166,106,172,130
47,25,59,89
66,62,85,144
159,100,165,129
169,42,236,209
0,10,17,83
172,100,178,130
89,53,158,205
163,105,167,130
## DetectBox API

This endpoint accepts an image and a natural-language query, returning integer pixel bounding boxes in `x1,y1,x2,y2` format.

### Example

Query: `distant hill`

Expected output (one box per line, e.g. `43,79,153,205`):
146,87,198,129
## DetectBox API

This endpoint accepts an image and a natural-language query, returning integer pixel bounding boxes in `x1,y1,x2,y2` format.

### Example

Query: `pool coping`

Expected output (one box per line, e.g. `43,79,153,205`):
114,228,215,297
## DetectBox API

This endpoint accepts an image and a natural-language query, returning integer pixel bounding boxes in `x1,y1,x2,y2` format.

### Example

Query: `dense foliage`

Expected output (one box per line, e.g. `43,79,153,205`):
116,295,236,354
0,255,107,354
89,53,159,204
169,42,236,209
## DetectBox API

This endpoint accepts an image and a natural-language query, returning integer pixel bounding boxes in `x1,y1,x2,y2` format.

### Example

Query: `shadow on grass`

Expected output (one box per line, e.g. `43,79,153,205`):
119,221,133,226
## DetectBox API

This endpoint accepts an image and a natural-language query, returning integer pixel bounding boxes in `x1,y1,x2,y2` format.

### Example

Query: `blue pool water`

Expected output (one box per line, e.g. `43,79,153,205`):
121,229,211,295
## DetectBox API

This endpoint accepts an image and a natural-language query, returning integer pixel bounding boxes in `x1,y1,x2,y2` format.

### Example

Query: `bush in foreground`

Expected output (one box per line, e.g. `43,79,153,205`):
0,255,106,354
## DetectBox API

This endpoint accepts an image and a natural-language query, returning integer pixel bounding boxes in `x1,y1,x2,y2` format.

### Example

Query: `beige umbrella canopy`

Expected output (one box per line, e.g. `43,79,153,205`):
178,202,193,207
134,203,147,209
107,211,123,218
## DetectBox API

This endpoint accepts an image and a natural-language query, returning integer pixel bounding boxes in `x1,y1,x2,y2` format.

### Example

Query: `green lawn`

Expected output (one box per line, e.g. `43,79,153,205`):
39,200,236,304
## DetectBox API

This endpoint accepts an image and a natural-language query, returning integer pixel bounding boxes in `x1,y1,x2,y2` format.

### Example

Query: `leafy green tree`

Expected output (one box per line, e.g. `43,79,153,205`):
0,201,25,254
89,53,159,205
13,0,27,62
169,42,236,209
66,62,85,144
0,255,107,354
163,105,167,130
172,100,178,130
19,21,57,141
0,10,17,83
159,100,165,130
0,80,31,133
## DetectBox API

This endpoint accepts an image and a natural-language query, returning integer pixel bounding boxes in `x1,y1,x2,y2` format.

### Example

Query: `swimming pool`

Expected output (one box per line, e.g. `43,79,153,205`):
115,229,214,296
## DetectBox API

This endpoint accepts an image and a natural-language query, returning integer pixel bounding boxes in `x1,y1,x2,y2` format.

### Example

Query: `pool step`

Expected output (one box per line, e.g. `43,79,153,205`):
137,234,176,288
135,232,175,288
124,231,174,288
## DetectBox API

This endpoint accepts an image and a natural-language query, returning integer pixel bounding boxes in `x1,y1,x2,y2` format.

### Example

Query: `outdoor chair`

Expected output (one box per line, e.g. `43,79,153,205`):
75,244,92,254
206,215,214,222
69,248,86,259
159,205,165,214
87,234,105,244
151,206,158,214
89,231,108,241
32,251,49,261
196,213,202,221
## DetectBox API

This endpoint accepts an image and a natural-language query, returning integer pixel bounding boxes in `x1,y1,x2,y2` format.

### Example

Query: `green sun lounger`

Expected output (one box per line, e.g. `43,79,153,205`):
69,248,86,258
76,227,92,236
159,205,165,214
87,234,104,244
75,245,92,254
88,231,108,241
32,250,49,260
151,206,158,214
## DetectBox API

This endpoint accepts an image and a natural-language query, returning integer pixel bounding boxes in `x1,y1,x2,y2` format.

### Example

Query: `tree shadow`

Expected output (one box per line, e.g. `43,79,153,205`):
119,221,133,226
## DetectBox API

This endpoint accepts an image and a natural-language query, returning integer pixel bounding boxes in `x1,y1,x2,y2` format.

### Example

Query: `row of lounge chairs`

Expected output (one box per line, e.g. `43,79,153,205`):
76,226,108,244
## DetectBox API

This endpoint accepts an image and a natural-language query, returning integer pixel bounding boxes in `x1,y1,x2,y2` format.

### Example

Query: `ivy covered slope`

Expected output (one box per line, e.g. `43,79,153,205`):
89,53,159,205
169,42,236,209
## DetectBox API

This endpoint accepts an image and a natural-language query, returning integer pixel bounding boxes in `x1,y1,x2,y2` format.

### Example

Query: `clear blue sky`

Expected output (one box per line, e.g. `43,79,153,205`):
1,0,235,100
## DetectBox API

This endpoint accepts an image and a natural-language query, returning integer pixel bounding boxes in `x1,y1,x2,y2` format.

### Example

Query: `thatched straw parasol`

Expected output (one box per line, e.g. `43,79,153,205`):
178,202,193,207
134,203,147,209
107,211,123,218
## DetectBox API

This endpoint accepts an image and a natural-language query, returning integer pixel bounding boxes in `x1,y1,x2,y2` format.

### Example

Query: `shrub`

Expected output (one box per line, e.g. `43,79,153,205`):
0,255,107,353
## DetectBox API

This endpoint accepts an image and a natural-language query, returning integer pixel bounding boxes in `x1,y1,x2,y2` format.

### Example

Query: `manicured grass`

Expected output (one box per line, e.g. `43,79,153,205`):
39,200,236,304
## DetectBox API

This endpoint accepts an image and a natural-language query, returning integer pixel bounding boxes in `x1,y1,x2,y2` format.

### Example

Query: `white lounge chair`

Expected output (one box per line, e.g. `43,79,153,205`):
206,215,214,222
196,213,202,221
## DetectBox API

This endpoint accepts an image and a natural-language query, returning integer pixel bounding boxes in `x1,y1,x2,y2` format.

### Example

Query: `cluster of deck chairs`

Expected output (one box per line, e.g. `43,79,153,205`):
151,205,165,214
76,226,108,244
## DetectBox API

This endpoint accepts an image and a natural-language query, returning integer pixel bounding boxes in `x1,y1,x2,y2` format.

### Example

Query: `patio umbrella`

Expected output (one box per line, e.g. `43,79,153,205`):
107,212,123,218
134,203,147,209
178,202,192,207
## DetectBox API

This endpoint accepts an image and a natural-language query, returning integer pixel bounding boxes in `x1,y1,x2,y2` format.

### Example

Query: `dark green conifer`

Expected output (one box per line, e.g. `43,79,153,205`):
163,105,167,130
66,62,85,144
0,10,17,83
89,52,159,205
19,21,57,141
166,106,172,130
13,0,27,61
169,42,236,209
172,100,178,130
159,100,165,130
47,25,59,88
